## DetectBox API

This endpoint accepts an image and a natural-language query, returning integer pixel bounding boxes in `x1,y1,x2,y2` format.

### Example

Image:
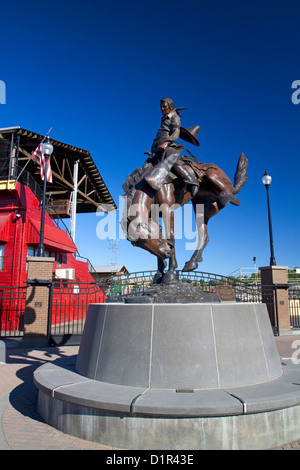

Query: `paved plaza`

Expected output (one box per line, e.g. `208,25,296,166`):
0,335,300,450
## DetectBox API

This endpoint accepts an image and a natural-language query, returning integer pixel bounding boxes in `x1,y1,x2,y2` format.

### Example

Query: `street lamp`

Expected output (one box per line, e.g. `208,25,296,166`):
37,136,53,257
262,170,276,266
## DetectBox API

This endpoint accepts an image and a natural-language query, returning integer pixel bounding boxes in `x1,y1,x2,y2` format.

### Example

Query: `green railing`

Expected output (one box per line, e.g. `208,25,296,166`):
104,269,261,302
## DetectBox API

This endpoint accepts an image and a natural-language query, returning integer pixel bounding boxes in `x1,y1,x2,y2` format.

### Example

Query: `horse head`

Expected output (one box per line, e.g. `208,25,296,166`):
127,218,174,260
133,237,174,260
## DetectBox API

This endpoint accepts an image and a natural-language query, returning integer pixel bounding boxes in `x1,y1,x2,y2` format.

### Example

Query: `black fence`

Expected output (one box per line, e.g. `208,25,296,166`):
105,270,297,336
49,281,106,345
0,274,299,341
290,287,300,328
0,286,26,337
105,270,263,302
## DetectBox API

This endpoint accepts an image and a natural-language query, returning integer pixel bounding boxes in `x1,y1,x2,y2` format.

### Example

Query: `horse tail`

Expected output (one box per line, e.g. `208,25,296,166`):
233,153,248,194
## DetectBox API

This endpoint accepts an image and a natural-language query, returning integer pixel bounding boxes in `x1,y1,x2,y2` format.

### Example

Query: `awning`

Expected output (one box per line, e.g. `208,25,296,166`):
0,214,11,242
26,218,77,253
0,127,117,215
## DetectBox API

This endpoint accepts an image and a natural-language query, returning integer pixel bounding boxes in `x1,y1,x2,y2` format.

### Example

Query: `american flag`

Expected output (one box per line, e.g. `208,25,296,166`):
32,136,53,183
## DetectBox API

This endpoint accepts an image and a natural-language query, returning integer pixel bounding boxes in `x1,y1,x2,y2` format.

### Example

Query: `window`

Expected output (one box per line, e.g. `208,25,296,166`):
27,246,36,257
56,253,67,266
27,246,50,257
0,244,5,270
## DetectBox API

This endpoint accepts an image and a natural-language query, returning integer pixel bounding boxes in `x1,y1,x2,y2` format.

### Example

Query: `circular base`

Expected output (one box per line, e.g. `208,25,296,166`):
35,384,300,449
34,302,300,449
76,302,282,389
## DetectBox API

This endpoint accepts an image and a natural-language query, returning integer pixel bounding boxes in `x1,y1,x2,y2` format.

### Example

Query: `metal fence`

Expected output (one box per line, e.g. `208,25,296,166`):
0,286,26,337
105,270,282,333
0,274,299,341
105,270,262,301
290,287,300,328
50,281,106,344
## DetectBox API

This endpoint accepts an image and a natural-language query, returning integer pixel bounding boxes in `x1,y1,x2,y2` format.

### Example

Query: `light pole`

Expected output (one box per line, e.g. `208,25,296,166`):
262,170,276,266
37,136,53,257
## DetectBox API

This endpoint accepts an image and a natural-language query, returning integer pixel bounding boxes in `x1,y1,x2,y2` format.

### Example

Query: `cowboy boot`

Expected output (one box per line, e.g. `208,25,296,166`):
145,152,180,191
172,163,199,197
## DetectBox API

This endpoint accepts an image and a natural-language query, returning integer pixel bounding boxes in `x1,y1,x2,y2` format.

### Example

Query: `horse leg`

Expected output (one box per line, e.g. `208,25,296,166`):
150,196,165,285
182,200,220,272
205,168,240,207
153,257,167,284
157,187,178,284
182,168,237,272
161,206,178,284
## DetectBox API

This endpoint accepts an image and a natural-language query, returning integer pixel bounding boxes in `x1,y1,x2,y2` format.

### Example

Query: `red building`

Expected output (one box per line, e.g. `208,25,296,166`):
0,127,117,337
0,179,96,286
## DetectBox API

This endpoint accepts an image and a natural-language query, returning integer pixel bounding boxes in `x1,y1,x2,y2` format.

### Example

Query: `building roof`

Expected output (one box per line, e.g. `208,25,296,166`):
92,265,129,274
0,126,117,216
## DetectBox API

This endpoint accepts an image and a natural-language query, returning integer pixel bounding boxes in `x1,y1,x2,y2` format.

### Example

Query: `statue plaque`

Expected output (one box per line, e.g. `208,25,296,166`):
216,285,236,302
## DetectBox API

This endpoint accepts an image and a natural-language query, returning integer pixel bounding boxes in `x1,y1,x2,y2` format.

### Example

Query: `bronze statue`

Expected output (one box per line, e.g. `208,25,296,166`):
121,98,248,284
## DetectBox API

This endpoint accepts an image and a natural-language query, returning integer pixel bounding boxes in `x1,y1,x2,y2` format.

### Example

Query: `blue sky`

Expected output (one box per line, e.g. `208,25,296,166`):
1,0,299,276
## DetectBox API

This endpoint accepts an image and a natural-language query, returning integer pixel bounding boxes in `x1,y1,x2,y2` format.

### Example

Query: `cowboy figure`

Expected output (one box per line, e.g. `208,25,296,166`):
145,97,200,196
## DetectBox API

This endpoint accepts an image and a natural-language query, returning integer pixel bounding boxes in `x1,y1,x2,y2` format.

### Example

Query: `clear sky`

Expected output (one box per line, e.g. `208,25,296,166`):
1,0,299,276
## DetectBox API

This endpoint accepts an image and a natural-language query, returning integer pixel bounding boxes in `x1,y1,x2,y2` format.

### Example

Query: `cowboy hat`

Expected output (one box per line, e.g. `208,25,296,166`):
179,125,200,146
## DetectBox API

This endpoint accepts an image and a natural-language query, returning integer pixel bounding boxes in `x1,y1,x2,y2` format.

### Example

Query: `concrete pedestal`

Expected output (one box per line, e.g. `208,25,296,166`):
76,303,282,389
34,302,300,450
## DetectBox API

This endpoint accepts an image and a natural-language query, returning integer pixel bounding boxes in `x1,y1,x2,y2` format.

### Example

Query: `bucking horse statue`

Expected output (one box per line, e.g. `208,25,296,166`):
120,98,249,286
121,148,248,284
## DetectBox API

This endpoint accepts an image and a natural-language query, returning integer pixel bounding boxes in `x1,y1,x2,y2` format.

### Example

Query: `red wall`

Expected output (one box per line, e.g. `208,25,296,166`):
0,182,96,287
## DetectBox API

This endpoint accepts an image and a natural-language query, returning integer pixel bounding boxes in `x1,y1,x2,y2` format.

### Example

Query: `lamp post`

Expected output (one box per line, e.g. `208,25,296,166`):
262,170,276,266
37,137,53,257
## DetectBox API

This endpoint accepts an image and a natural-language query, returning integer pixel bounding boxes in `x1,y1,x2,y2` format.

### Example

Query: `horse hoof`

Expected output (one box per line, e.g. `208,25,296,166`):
153,272,163,284
161,271,178,284
182,261,198,272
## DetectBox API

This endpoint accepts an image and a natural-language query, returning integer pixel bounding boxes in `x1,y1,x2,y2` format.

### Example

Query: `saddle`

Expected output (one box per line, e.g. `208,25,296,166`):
175,156,218,183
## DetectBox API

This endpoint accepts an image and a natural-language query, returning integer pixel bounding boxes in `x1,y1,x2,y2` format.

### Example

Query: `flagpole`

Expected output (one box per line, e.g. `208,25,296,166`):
37,158,49,257
36,135,53,257
15,128,52,182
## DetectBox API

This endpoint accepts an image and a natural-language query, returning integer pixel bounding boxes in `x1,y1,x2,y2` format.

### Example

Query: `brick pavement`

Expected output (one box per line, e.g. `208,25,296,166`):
0,345,118,450
0,335,300,450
